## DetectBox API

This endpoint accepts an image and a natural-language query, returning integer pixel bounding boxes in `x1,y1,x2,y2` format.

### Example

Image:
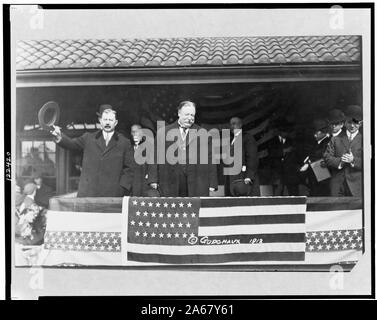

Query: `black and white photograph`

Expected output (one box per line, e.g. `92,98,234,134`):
2,3,374,301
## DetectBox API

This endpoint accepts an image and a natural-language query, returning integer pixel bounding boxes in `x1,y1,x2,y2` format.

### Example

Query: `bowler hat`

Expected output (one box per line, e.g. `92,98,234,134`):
230,179,251,196
313,119,328,132
327,109,345,124
344,105,362,122
38,101,60,131
23,182,37,196
96,104,115,117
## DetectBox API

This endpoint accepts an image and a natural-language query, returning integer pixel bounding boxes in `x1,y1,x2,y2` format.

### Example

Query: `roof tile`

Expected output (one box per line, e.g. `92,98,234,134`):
210,56,223,66
147,57,163,67
255,54,270,64
241,55,254,65
87,58,103,68
177,56,193,66
193,55,208,65
16,35,360,70
134,57,148,66
226,55,239,65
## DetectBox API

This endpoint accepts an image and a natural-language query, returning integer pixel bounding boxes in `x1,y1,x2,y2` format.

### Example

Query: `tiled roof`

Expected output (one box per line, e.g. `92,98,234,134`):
16,35,360,70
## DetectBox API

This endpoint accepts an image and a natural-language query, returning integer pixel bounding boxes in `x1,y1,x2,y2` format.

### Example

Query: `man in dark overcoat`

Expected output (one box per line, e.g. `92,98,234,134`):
267,120,301,196
298,119,331,196
130,124,158,196
224,117,260,196
157,101,218,197
324,105,363,197
50,105,134,197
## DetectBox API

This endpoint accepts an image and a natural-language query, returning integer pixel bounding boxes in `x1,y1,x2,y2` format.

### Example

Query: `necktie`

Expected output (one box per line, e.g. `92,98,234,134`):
105,133,110,146
180,127,188,140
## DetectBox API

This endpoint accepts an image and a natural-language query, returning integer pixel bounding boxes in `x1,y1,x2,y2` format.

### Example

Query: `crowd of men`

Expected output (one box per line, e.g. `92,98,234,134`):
266,105,363,198
35,101,362,200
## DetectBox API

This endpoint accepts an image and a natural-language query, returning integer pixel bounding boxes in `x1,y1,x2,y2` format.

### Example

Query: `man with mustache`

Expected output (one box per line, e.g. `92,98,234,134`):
50,105,133,197
157,100,218,197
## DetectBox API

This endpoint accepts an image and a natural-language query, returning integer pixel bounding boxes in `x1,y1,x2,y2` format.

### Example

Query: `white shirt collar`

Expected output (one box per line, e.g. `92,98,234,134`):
332,129,342,137
347,130,359,141
103,131,114,140
278,135,286,144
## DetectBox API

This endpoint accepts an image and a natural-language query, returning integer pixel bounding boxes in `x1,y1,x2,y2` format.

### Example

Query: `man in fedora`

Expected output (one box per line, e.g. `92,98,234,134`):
299,119,331,196
327,109,346,138
324,105,363,197
224,117,260,197
50,105,134,197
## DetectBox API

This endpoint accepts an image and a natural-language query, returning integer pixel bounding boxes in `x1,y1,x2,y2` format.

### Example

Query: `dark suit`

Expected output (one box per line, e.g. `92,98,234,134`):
58,130,134,197
157,121,218,197
35,183,54,208
268,136,300,196
224,132,260,196
299,136,331,196
324,131,362,197
130,139,158,196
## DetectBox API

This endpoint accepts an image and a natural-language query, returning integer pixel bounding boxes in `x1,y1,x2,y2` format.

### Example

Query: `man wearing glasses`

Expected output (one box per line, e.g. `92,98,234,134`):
324,105,363,197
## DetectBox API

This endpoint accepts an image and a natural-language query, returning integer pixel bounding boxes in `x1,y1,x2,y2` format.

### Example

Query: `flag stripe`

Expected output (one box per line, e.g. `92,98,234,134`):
49,198,123,212
198,223,305,236
178,233,306,243
200,197,306,208
199,204,306,217
127,251,305,264
46,211,121,232
199,214,305,226
306,198,362,211
127,242,305,255
305,250,362,264
306,210,362,231
122,259,330,266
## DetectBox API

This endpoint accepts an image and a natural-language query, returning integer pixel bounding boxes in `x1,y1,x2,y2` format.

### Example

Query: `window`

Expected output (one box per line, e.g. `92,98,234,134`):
17,139,57,192
67,150,82,192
